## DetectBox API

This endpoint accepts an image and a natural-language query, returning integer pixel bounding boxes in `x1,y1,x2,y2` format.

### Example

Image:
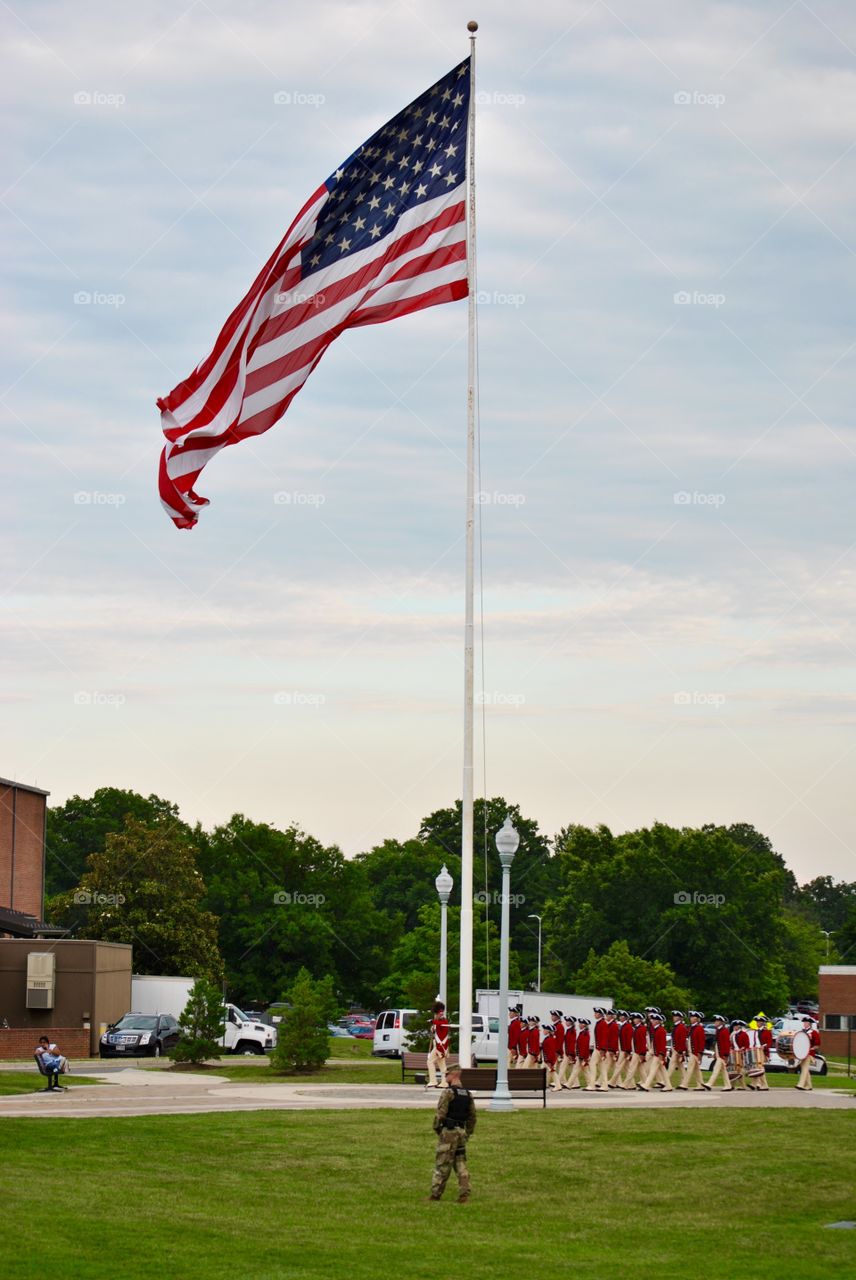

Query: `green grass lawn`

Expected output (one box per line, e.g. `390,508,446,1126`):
0,1071,100,1097
177,1058,400,1085
0,1110,853,1279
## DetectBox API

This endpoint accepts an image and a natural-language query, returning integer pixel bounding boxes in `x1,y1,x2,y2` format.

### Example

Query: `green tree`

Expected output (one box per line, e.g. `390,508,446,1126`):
377,901,519,1016
546,822,793,1014
270,968,331,1074
50,818,222,981
171,978,225,1065
835,900,856,965
355,837,453,935
419,797,559,987
790,876,856,933
571,941,692,1012
45,787,189,896
780,910,827,999
197,815,390,1007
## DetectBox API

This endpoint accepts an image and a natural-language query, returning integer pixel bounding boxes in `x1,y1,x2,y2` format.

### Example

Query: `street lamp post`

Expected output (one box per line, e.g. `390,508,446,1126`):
490,816,520,1112
821,930,832,961
528,914,542,992
435,865,454,1007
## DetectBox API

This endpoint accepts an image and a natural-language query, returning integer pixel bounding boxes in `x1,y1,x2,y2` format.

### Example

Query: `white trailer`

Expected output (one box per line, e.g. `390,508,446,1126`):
131,975,195,1021
474,989,614,1059
131,975,276,1054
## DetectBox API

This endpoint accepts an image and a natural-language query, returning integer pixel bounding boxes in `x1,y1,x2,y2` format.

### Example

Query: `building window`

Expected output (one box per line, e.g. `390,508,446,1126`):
824,1014,856,1031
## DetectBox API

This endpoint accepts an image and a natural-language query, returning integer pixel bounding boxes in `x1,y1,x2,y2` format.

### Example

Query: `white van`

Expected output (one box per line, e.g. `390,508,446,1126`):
471,1013,499,1062
372,1008,419,1057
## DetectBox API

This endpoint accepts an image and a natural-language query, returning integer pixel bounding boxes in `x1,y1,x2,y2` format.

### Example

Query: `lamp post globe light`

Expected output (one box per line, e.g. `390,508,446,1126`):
490,816,520,1112
435,864,454,1007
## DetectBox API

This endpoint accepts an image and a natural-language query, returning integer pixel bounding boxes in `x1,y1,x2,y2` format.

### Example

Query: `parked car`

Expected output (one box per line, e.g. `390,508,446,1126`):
328,1023,356,1037
100,1012,181,1059
372,1008,419,1057
471,1013,499,1062
349,1025,374,1039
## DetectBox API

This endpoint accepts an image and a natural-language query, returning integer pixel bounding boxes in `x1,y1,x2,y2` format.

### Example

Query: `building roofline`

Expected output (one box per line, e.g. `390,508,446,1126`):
0,777,50,797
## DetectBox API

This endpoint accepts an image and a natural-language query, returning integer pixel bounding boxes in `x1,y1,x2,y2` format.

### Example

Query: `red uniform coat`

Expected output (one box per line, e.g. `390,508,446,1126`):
689,1023,706,1056
735,1029,750,1052
619,1021,633,1053
565,1027,577,1058
432,1017,449,1054
632,1023,647,1056
528,1026,541,1057
651,1024,667,1058
759,1027,773,1058
593,1018,608,1051
672,1022,689,1053
606,1020,620,1052
576,1028,591,1062
715,1026,731,1059
554,1024,566,1056
541,1030,557,1067
808,1028,821,1057
508,1017,521,1052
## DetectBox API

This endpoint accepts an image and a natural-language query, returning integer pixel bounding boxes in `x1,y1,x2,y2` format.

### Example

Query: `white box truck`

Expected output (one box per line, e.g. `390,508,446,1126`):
473,989,614,1060
130,975,276,1055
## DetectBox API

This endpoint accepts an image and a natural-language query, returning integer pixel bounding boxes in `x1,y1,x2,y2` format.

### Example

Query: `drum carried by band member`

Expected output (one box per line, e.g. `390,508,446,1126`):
793,1015,821,1091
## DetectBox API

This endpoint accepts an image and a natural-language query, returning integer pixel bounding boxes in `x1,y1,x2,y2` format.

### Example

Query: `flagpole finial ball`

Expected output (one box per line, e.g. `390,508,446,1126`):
467,20,478,32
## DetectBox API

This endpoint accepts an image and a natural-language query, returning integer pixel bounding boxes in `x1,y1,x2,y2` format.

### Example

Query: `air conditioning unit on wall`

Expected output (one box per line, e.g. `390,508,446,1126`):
26,952,56,1009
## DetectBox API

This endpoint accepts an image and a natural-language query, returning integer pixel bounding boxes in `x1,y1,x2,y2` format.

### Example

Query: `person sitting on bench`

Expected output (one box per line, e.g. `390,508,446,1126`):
35,1037,68,1091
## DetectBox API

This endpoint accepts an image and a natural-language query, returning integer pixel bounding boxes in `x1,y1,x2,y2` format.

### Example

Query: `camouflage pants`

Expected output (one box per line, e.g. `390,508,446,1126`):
430,1126,471,1200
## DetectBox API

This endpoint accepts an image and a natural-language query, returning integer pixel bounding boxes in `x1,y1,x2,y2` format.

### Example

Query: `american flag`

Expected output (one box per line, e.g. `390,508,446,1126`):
158,59,470,529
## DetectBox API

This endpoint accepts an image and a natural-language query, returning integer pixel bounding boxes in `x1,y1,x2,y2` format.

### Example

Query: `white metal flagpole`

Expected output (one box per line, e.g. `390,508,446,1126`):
458,18,479,1070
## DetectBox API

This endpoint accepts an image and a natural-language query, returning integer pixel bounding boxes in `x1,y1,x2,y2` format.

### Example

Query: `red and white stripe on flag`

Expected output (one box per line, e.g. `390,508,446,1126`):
158,58,471,529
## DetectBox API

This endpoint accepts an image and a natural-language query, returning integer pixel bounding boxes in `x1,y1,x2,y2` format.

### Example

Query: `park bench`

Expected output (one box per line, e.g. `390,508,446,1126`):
400,1051,459,1084
459,1066,548,1108
34,1053,68,1093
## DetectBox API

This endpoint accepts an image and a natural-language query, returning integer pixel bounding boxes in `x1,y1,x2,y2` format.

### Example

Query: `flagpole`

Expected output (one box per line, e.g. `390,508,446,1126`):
458,18,478,1069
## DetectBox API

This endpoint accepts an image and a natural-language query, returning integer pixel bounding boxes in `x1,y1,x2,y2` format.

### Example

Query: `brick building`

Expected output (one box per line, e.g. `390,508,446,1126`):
818,965,856,1058
0,777,50,920
0,775,132,1057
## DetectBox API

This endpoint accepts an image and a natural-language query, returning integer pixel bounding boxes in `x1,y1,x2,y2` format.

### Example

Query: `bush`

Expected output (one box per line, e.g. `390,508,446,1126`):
270,968,331,1074
171,979,225,1065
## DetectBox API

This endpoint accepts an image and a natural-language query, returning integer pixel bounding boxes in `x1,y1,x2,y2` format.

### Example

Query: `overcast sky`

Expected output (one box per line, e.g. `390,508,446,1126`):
3,0,856,885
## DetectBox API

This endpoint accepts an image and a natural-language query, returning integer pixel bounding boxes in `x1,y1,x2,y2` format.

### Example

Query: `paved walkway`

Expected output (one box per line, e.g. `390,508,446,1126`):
1,1072,853,1119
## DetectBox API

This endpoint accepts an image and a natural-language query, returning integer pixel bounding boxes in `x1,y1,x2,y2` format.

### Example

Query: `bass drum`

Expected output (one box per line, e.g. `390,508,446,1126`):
791,1030,811,1062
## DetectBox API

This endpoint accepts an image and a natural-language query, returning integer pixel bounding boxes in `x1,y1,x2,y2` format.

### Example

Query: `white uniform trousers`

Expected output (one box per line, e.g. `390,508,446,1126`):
706,1054,733,1090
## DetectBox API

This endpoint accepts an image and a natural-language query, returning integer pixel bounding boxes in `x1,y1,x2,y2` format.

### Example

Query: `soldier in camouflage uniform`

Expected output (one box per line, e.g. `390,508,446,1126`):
427,1066,477,1203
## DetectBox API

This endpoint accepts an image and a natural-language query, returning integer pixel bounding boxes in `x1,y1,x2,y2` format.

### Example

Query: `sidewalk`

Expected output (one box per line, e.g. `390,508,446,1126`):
1,1071,853,1119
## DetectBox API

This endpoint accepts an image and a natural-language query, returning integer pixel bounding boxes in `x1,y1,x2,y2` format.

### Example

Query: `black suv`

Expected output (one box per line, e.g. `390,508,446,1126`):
100,1012,181,1059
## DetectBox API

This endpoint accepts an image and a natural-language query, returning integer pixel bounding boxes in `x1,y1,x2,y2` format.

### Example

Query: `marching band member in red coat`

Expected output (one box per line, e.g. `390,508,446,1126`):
680,1010,708,1090
639,1013,673,1091
796,1015,821,1091
731,1020,751,1090
706,1015,734,1091
520,1017,539,1069
586,1008,608,1091
565,1018,582,1089
609,1011,632,1088
559,1015,576,1089
621,1013,648,1089
598,1008,619,1088
427,1000,450,1088
667,1011,688,1085
754,1015,772,1092
541,1021,559,1090
549,1010,566,1090
576,1017,592,1087
507,1004,522,1068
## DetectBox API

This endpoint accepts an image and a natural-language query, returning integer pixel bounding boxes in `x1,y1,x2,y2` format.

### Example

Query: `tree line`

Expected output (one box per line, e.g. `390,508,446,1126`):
45,787,856,1015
